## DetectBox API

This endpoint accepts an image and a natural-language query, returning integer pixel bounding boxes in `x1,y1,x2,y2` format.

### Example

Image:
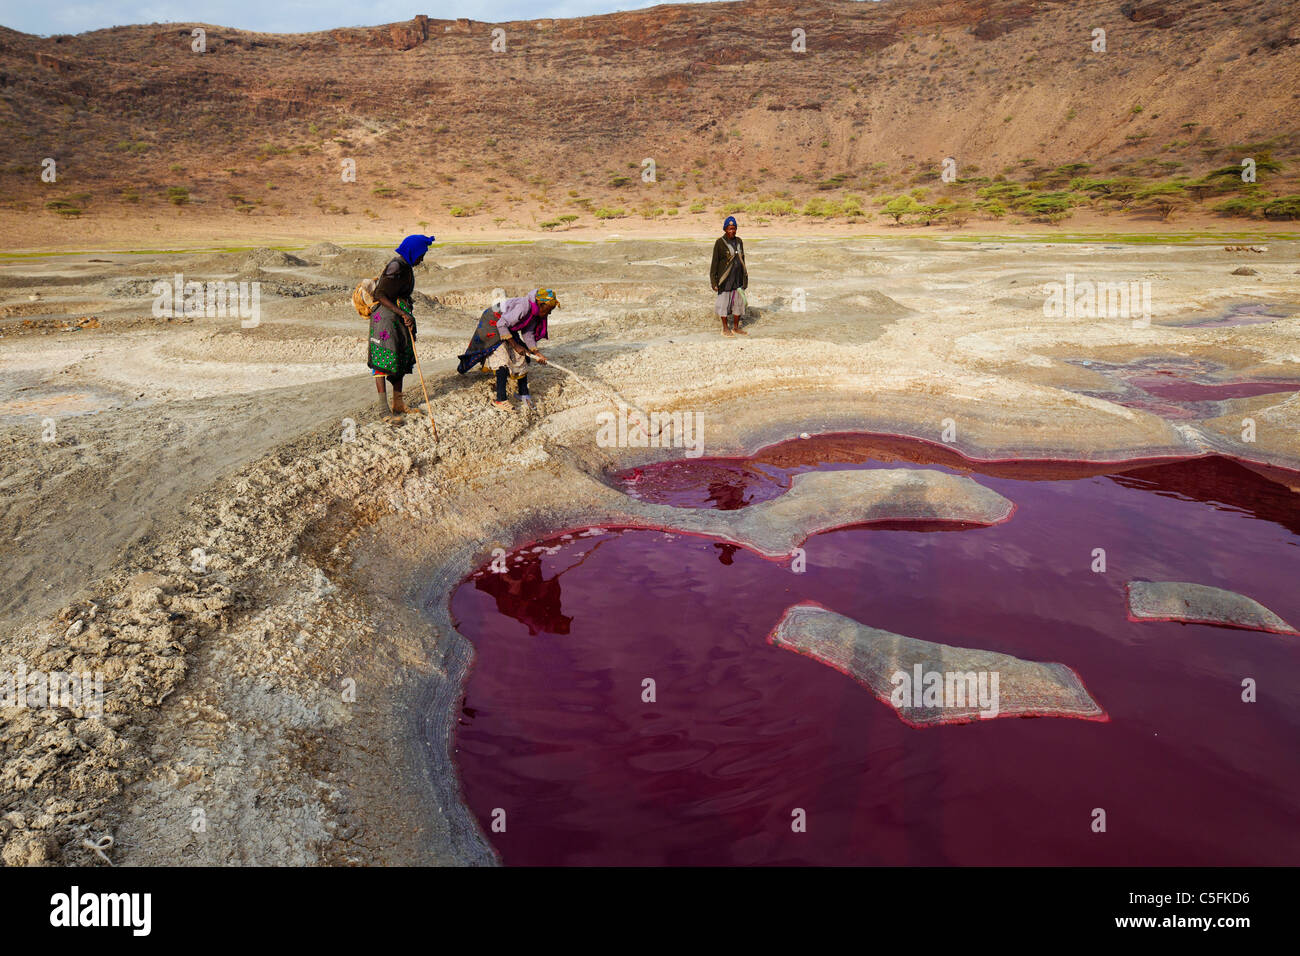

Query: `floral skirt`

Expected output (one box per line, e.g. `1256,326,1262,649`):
367,303,415,377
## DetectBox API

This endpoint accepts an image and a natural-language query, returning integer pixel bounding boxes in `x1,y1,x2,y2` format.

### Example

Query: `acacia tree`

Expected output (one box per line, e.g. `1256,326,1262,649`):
883,195,921,223
1135,181,1190,221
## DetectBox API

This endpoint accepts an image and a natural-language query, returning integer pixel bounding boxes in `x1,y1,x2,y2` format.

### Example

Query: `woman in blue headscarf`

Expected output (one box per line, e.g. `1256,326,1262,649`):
368,234,434,418
709,216,748,336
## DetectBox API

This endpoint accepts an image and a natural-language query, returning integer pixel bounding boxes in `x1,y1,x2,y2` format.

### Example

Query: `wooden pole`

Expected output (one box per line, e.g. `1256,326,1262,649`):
409,336,438,440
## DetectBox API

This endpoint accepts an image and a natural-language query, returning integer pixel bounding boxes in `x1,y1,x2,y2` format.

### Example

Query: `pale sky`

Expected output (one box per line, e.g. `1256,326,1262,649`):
2,1,881,37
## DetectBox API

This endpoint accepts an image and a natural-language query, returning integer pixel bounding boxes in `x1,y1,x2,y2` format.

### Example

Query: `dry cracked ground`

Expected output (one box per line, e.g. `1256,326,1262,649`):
0,235,1297,864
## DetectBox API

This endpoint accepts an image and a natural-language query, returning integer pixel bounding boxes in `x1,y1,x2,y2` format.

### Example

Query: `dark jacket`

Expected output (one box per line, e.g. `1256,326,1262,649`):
374,256,415,304
709,236,747,292
373,255,417,337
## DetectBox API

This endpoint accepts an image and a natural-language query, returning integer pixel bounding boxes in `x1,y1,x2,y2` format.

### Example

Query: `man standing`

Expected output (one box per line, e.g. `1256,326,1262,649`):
709,215,748,336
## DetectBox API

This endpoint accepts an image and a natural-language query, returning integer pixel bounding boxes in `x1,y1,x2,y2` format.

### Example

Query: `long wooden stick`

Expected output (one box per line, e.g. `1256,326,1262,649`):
542,357,662,439
408,336,438,440
542,357,640,413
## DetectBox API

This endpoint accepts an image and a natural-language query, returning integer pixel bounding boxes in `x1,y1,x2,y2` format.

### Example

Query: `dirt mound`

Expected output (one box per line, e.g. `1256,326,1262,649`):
426,289,503,311
240,248,309,270
303,241,345,257
227,265,345,297
847,291,916,318
313,248,445,279
172,252,244,275
315,249,395,279
106,277,163,298
434,254,596,285
411,291,440,312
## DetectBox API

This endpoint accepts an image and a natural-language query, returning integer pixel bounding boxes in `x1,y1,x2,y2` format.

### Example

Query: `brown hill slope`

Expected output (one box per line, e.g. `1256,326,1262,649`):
2,0,1298,237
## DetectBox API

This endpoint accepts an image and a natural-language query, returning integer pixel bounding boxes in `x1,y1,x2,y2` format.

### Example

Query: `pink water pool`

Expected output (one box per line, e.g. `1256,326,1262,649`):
448,435,1300,865
1069,356,1298,420
1129,377,1298,402
1184,302,1293,329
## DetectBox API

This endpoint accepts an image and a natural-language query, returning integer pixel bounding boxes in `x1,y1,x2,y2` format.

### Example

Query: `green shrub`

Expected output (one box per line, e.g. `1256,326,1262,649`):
748,198,796,216
45,199,80,217
1019,190,1077,222
255,144,290,161
1208,157,1282,183
1212,196,1261,217
1262,195,1300,220
817,173,849,191
801,198,827,217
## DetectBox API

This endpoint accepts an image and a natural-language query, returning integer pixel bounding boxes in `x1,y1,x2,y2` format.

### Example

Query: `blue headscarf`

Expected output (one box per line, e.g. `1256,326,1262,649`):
723,216,738,231
396,234,435,265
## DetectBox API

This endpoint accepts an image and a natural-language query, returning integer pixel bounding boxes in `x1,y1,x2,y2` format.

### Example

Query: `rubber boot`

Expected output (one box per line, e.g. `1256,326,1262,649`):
375,376,390,414
391,389,407,414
